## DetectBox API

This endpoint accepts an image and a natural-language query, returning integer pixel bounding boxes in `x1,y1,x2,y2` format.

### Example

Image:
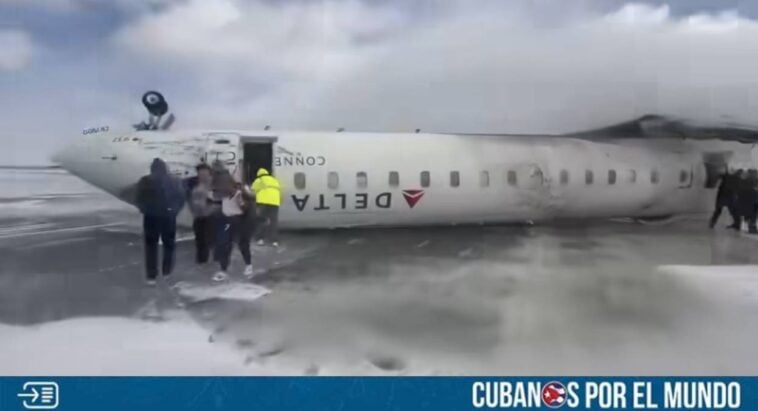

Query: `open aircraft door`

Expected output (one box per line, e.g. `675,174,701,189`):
507,162,550,218
523,163,545,190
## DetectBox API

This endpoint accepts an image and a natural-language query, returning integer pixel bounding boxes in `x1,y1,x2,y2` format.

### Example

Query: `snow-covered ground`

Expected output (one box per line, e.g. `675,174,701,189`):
0,169,134,239
1,169,757,375
0,169,131,220
0,314,264,375
0,168,95,199
659,265,758,306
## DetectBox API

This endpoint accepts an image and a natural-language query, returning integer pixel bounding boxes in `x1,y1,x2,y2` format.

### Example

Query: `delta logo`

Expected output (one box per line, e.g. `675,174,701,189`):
401,189,425,208
290,189,425,212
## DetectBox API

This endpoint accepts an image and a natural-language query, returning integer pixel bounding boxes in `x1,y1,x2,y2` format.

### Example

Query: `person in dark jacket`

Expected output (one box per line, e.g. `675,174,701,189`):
709,169,740,229
738,168,758,234
136,158,185,285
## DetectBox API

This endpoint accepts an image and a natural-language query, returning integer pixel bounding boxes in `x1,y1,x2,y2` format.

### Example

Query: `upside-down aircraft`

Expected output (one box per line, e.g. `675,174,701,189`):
53,91,758,229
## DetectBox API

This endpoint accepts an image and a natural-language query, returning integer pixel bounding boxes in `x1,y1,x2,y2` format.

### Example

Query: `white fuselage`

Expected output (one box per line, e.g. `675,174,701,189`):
54,129,754,229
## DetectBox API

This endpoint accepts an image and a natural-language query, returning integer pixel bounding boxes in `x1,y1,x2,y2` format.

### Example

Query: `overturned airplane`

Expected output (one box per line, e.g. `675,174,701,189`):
53,92,758,228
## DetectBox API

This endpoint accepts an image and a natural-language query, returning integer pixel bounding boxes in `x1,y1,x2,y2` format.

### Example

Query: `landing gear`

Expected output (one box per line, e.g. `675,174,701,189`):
133,91,175,131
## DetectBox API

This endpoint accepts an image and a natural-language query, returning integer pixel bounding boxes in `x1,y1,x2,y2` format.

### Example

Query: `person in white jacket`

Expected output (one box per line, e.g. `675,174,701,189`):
211,165,254,282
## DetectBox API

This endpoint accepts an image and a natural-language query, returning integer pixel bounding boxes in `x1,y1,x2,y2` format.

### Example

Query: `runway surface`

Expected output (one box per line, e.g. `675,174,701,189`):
1,168,757,375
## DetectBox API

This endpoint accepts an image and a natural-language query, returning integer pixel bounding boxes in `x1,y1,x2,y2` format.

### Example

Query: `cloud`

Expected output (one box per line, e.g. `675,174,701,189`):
6,1,758,164
308,2,758,133
114,0,405,86
0,0,74,11
0,0,183,14
108,1,758,134
0,30,34,71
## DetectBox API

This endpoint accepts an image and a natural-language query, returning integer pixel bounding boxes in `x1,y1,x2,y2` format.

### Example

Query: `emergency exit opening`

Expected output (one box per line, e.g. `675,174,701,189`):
702,152,730,189
243,142,273,185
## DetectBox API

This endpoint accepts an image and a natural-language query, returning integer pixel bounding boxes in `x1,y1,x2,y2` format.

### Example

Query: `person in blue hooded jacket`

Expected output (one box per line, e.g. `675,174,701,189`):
136,158,186,285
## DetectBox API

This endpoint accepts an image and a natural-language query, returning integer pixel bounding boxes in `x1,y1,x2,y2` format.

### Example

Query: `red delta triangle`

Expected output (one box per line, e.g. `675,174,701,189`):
402,189,425,208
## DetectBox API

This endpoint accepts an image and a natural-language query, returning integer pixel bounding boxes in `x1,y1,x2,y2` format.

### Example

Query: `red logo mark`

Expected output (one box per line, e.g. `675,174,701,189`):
402,189,425,208
542,381,567,409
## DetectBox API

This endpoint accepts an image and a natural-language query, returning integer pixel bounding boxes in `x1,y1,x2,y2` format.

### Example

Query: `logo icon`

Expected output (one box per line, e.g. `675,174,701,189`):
541,381,566,409
401,189,425,208
275,145,296,156
17,382,59,410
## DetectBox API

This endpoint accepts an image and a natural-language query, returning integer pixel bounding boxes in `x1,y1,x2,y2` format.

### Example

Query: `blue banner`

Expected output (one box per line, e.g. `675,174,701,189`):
0,377,756,411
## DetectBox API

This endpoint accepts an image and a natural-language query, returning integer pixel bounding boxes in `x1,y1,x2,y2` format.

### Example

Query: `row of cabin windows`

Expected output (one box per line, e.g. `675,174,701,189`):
293,169,690,190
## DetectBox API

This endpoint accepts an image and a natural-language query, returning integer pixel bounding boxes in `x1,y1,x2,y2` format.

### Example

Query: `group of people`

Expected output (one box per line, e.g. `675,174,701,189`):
135,158,282,285
710,168,758,233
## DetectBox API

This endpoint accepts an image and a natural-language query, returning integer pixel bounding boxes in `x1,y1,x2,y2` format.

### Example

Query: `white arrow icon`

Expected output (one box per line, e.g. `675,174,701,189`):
17,382,59,409
18,387,40,402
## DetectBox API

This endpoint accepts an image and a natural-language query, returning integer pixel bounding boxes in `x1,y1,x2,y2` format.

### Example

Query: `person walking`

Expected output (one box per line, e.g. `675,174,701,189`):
212,166,254,281
728,169,746,230
745,169,758,234
709,169,740,229
187,163,218,264
136,158,185,285
736,169,756,233
251,168,282,247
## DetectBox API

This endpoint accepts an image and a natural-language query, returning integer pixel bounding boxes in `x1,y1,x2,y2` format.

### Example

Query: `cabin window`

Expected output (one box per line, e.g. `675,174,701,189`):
420,171,431,187
294,172,306,190
357,172,368,188
679,169,689,184
585,170,594,185
560,170,569,185
628,169,637,183
608,170,617,185
327,172,339,189
389,171,399,187
450,171,460,187
651,169,659,184
507,170,517,186
480,171,490,187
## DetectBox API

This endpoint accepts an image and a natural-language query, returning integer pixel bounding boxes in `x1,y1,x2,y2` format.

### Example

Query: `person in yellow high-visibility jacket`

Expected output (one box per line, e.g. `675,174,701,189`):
251,168,282,247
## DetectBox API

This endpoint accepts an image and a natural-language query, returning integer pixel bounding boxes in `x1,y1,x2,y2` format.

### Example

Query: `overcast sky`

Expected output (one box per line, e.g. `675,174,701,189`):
3,0,758,164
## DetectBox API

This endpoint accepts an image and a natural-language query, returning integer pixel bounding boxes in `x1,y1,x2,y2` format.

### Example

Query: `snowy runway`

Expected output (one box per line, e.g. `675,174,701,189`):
1,169,757,375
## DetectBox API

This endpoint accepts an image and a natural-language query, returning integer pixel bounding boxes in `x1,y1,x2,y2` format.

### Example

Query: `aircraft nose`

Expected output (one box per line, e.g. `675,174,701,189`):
51,141,83,174
51,145,73,168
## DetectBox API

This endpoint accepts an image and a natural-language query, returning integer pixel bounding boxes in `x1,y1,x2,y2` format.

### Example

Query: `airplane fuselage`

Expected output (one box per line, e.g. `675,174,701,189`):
55,128,752,229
